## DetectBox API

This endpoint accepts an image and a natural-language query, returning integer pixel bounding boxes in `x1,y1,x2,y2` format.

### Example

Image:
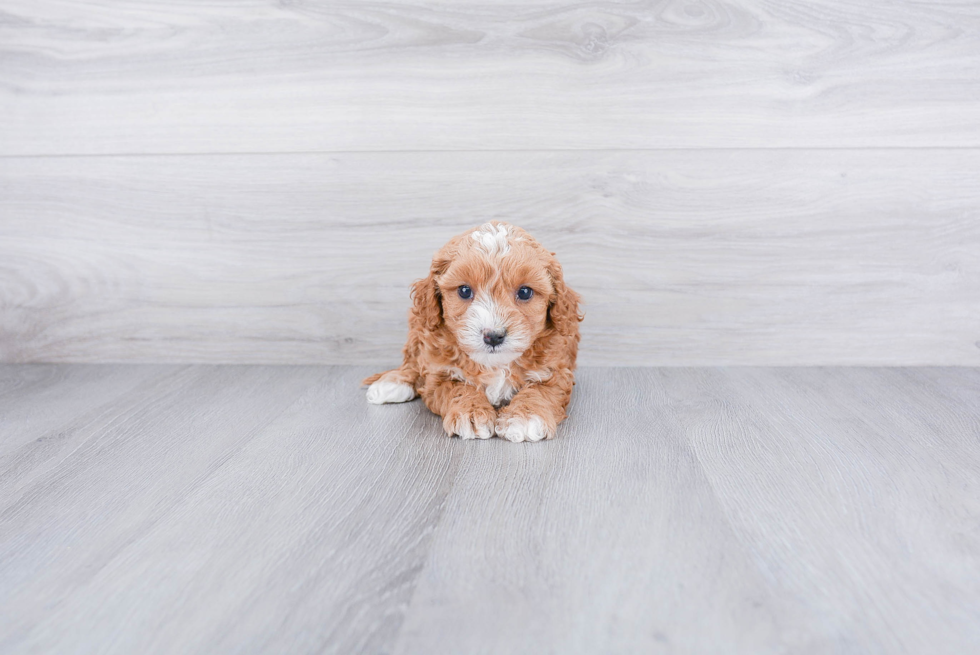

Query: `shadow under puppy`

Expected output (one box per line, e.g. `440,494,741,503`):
364,222,582,442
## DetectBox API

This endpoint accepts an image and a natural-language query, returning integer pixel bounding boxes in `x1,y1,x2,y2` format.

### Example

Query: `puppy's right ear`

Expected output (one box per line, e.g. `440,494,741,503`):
410,246,453,332
410,273,442,332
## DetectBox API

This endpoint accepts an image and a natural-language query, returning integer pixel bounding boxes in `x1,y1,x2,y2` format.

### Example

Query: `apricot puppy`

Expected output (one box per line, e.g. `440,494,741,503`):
364,222,582,442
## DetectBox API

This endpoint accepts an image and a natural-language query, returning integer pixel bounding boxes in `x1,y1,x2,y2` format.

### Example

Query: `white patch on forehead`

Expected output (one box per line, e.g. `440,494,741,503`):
471,223,511,256
485,368,517,407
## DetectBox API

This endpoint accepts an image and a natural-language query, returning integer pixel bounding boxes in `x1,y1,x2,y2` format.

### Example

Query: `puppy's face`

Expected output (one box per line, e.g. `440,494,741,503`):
436,224,554,367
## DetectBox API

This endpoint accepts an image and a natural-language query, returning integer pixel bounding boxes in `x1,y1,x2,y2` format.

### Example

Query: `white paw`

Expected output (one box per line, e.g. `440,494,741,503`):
496,415,552,443
366,381,416,405
450,414,495,440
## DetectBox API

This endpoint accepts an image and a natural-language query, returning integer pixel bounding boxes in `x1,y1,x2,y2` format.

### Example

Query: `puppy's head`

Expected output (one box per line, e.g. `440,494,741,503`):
412,222,580,367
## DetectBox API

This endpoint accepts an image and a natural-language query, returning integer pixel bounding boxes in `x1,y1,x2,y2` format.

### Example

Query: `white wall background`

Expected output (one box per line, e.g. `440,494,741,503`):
2,0,978,365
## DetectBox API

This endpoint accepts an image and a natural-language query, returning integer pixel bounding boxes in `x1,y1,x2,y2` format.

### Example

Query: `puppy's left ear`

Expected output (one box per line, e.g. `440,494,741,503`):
546,254,583,337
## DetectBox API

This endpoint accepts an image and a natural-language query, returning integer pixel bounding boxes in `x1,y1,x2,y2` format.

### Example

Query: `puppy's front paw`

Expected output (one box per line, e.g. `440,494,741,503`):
366,380,416,405
444,404,496,440
495,413,555,443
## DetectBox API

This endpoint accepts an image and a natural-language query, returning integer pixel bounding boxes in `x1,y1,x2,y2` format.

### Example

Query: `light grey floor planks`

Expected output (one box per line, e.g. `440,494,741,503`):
3,150,979,366
2,1,980,154
1,365,979,654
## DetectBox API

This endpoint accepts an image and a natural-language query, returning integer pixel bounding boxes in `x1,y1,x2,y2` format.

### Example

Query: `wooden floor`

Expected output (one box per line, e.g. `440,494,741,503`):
1,365,978,654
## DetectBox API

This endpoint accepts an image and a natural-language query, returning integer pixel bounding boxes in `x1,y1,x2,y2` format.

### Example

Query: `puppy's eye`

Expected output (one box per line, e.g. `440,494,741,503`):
517,286,534,301
457,285,473,300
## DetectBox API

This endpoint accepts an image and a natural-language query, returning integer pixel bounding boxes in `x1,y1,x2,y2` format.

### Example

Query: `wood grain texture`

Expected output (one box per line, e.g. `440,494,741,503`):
2,0,980,155
664,367,980,654
1,365,979,653
392,366,791,654
0,365,461,654
2,150,978,366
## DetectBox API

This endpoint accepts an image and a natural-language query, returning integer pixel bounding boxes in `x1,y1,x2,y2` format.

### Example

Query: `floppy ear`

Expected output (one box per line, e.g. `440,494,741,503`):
546,254,583,337
409,244,455,332
410,272,442,332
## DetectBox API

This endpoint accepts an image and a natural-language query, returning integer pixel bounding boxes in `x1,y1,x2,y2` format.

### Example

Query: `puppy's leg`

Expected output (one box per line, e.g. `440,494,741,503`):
496,371,574,442
421,377,497,440
364,367,418,405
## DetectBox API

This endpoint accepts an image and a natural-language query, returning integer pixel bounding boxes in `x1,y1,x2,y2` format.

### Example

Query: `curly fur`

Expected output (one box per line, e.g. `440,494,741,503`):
364,222,582,442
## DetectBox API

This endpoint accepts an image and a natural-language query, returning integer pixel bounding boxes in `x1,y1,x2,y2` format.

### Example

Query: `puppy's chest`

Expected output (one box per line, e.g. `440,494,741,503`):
447,366,520,407
482,368,518,407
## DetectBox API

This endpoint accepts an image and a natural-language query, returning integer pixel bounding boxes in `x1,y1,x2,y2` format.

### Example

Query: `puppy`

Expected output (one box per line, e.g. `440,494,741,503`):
364,222,582,442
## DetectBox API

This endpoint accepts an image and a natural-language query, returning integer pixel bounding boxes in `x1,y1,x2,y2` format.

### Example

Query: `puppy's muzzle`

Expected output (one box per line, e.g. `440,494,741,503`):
483,329,507,347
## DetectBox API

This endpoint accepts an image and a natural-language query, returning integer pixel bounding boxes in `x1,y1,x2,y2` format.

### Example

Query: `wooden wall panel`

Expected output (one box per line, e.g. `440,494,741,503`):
2,1,977,364
1,0,979,154
2,150,978,365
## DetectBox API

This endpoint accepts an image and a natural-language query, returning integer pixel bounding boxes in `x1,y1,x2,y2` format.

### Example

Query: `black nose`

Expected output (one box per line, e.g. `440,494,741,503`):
483,329,507,347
